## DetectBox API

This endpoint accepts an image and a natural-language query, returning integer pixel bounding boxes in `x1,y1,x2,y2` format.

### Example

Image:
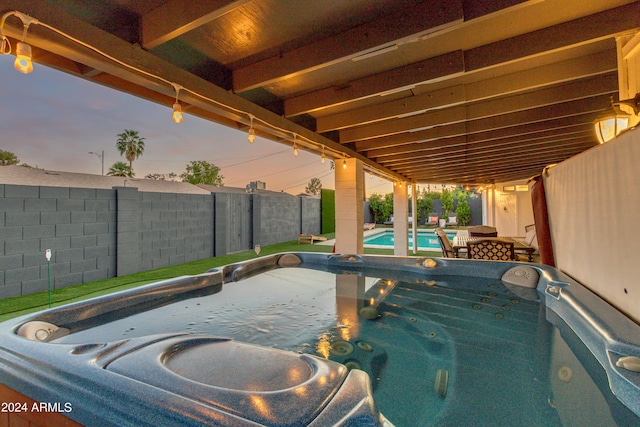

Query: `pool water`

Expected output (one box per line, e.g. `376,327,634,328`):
54,266,636,426
364,230,457,250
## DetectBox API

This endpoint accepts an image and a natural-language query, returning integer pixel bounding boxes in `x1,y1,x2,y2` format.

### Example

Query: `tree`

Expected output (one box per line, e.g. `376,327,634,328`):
456,195,471,226
180,160,224,185
419,190,437,218
441,188,454,218
0,149,19,165
368,193,394,224
116,129,145,173
107,161,133,177
305,177,322,195
145,172,177,181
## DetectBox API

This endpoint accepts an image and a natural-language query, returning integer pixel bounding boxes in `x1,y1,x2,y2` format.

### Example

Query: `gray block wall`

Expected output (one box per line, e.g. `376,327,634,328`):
300,198,321,235
1,184,318,298
253,194,301,247
135,190,213,271
0,185,215,299
0,184,117,299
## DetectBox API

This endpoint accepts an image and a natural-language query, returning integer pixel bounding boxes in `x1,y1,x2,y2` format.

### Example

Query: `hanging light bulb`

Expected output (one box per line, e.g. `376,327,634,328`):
12,13,37,75
14,41,33,74
171,83,183,123
247,115,255,143
172,102,183,123
293,143,299,156
321,145,326,164
342,159,347,169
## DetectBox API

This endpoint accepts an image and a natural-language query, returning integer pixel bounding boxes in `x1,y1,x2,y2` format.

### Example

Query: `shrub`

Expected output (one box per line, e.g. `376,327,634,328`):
456,196,471,226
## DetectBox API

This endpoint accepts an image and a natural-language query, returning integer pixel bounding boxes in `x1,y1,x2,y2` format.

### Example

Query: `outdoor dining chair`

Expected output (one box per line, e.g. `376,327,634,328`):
468,225,498,237
435,228,455,258
467,238,515,261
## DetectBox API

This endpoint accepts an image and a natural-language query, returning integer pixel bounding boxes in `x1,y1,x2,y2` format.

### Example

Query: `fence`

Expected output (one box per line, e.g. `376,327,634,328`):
0,184,320,298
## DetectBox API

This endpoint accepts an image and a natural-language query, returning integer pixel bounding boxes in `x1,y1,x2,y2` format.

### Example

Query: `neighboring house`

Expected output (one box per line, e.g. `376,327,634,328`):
0,165,210,194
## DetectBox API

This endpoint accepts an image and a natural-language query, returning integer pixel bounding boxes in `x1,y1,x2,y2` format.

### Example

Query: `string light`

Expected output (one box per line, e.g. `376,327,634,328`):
0,9,406,185
171,83,183,123
14,41,32,74
1,12,38,74
247,114,255,143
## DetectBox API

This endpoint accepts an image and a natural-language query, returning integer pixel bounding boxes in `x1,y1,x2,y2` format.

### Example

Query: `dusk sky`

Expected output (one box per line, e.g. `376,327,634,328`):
0,54,397,196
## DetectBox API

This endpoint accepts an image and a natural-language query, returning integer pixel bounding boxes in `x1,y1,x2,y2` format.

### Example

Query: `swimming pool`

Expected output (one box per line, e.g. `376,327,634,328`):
364,229,457,250
1,253,640,426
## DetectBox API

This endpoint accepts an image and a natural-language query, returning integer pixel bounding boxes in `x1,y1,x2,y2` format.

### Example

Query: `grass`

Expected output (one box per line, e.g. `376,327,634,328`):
0,234,441,322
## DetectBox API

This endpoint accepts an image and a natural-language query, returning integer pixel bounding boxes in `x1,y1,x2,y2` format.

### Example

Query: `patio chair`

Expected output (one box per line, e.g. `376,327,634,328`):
425,213,439,226
364,223,376,230
467,238,515,261
515,223,538,262
522,224,538,248
468,225,498,237
445,215,458,227
435,228,455,258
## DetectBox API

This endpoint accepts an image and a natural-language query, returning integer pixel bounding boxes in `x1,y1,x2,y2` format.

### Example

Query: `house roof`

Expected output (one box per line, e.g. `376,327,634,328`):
1,0,637,185
198,184,294,197
0,165,211,194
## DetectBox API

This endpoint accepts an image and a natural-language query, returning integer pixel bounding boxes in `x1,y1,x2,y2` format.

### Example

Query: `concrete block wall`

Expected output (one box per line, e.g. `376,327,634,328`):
300,198,321,235
253,194,302,247
1,184,317,298
135,190,214,271
0,184,117,299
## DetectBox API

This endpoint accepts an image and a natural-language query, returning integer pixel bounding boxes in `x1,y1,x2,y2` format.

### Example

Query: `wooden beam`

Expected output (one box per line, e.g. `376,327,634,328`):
141,0,252,50
409,163,554,183
379,132,593,167
284,51,466,117
340,105,467,143
406,148,589,180
340,92,611,143
288,3,638,119
464,2,640,72
355,122,468,152
381,137,594,169
317,49,617,132
232,0,464,92
367,127,592,159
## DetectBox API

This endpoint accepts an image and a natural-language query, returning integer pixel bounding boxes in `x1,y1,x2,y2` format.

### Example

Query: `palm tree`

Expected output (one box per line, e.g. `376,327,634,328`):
116,129,145,173
107,161,133,177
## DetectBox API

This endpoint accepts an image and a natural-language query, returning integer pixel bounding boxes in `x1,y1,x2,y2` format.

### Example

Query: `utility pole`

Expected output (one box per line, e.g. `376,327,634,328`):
89,150,104,175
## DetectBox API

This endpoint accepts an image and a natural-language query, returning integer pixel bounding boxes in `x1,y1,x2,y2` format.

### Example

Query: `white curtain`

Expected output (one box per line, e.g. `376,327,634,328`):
543,127,640,323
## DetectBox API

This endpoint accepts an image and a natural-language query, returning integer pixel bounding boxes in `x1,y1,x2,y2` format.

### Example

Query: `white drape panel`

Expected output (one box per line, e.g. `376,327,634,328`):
543,128,640,323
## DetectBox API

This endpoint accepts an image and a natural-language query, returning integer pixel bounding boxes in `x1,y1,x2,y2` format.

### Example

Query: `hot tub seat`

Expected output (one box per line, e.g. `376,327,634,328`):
105,335,376,427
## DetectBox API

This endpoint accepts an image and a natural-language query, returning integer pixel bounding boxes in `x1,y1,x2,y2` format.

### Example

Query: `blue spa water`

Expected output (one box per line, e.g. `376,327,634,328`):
364,230,457,250
55,268,637,426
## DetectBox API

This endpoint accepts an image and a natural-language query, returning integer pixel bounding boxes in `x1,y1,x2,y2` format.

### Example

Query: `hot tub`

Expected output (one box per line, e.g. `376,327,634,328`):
1,253,640,426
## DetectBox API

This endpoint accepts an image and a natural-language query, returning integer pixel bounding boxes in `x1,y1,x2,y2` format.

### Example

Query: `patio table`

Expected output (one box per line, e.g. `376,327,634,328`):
452,236,536,262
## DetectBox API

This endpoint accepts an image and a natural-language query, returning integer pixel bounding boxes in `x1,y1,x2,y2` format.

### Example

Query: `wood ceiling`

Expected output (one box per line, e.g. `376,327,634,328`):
2,0,639,185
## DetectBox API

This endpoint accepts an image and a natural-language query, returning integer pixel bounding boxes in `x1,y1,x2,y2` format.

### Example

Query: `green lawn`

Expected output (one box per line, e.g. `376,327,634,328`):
0,235,441,322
